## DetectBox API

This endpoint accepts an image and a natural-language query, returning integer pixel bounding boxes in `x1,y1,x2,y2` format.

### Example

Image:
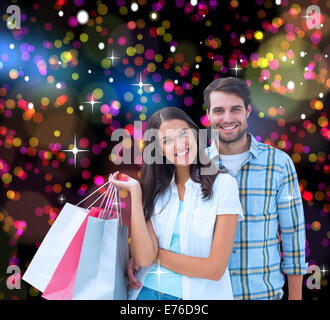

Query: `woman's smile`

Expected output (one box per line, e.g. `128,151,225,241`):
175,147,190,158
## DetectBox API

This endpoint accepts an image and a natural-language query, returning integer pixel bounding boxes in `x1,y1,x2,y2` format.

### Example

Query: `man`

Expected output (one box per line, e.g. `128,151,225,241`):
127,77,308,300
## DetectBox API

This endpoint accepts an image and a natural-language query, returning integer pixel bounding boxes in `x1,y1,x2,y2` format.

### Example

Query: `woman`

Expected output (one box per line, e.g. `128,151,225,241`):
109,107,243,300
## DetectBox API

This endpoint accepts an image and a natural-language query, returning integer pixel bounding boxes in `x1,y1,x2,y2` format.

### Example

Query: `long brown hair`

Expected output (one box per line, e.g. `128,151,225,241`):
139,107,221,220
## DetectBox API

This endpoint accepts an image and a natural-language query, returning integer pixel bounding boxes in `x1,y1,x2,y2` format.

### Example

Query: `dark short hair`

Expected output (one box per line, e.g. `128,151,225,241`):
203,77,251,111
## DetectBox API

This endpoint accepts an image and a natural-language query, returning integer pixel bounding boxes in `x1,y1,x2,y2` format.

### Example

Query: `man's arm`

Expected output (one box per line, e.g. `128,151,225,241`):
287,274,303,300
277,155,308,300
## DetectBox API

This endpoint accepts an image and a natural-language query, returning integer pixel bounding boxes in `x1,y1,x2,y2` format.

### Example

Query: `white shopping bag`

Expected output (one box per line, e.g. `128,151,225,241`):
22,203,88,292
22,181,111,292
73,187,129,300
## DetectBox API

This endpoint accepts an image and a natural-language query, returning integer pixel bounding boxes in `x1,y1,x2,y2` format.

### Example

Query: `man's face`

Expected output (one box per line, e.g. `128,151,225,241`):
207,91,251,144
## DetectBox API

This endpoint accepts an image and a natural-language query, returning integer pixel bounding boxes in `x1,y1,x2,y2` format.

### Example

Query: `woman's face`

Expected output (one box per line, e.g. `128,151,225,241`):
157,119,198,166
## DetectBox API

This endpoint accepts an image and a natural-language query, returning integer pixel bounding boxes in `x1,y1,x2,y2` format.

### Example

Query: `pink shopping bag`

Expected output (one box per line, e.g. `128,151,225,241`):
41,207,101,299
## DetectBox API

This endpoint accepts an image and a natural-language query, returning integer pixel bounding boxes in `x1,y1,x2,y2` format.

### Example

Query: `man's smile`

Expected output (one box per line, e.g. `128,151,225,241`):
218,124,239,131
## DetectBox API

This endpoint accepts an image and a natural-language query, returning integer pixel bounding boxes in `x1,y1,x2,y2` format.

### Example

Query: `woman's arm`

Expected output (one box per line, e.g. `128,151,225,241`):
110,171,158,268
158,214,238,281
129,188,158,267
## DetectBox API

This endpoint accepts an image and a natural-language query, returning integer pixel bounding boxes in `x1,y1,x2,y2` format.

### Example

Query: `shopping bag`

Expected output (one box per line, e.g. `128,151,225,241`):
73,187,129,300
41,182,116,299
22,181,112,293
22,203,89,292
41,207,101,300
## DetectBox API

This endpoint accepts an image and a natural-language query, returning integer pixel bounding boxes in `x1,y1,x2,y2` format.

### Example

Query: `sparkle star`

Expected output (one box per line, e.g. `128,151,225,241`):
101,186,121,219
58,194,66,204
229,61,242,77
60,133,90,168
148,260,170,289
320,265,328,277
131,73,151,93
83,95,102,114
301,13,311,23
108,50,120,65
281,194,299,202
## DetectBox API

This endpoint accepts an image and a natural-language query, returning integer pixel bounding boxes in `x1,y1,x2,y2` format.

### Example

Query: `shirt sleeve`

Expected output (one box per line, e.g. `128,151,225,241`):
216,174,244,222
277,155,308,275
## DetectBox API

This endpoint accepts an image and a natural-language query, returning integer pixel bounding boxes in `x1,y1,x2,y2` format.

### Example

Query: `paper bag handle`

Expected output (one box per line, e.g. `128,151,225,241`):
101,184,123,225
75,180,110,208
75,178,123,225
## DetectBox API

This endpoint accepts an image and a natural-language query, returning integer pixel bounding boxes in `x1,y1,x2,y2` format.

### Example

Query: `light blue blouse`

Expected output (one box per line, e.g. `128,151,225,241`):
143,200,183,298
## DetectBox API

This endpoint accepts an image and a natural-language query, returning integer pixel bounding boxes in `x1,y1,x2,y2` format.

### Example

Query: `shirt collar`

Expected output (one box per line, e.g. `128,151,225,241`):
248,133,259,159
207,132,259,160
207,139,220,161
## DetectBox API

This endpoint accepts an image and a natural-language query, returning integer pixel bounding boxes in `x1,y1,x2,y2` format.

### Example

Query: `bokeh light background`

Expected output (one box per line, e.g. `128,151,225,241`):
0,0,329,300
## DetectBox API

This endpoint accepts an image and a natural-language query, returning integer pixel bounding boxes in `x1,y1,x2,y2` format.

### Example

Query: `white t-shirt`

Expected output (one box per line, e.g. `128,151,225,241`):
219,151,250,177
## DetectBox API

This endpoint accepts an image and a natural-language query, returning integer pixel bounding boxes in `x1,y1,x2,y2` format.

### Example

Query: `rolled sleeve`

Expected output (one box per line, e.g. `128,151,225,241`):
216,174,244,222
277,157,308,275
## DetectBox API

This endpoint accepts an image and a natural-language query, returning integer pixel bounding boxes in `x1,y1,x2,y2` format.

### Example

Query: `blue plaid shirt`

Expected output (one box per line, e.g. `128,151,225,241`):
205,133,308,300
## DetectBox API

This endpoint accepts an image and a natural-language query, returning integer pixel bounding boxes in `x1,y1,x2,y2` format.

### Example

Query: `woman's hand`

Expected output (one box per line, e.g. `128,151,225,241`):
127,257,142,289
109,171,141,195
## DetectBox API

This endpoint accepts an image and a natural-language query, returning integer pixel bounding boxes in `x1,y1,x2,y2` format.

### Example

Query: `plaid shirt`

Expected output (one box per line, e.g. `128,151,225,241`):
205,133,308,300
